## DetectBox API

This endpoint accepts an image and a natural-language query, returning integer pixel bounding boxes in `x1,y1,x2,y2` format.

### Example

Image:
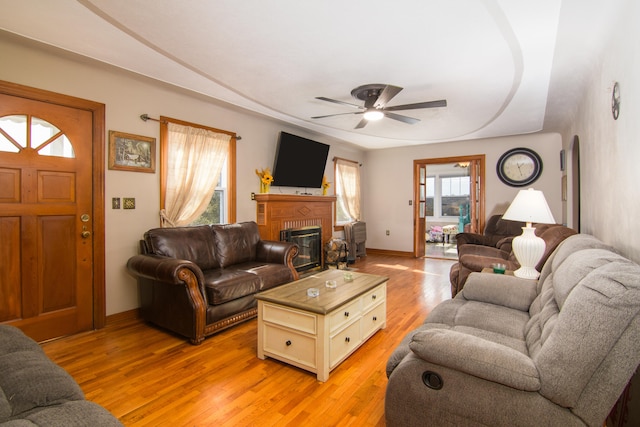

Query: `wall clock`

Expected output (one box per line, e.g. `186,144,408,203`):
496,147,543,187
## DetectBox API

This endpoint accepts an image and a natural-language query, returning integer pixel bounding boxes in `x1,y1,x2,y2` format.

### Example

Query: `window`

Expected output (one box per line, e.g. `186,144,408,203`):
190,163,228,225
426,174,470,218
440,175,470,217
334,157,361,225
159,117,236,227
0,115,74,157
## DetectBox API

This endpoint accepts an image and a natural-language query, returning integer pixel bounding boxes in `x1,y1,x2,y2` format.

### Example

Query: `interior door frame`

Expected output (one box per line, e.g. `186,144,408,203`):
413,154,486,257
0,80,107,329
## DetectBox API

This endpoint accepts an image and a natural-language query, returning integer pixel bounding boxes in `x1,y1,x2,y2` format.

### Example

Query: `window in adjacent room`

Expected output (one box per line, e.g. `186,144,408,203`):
334,157,361,225
159,116,237,227
440,175,470,217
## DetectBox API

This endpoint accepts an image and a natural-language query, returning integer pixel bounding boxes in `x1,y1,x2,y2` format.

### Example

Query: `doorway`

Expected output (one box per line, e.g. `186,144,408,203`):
570,136,581,232
414,155,485,259
0,81,105,342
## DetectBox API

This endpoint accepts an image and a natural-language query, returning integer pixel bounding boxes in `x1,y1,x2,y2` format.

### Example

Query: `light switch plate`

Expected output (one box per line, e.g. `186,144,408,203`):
112,197,121,209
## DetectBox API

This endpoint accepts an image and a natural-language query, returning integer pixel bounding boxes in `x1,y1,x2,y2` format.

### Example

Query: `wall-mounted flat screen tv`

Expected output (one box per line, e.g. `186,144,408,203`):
272,132,330,188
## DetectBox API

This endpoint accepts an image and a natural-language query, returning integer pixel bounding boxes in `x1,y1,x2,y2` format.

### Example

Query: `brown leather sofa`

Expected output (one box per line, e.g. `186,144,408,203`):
127,221,298,344
455,214,525,252
449,224,577,297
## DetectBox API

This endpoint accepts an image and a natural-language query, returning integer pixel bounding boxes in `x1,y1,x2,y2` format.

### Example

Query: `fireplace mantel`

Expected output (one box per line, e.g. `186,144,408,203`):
254,194,336,252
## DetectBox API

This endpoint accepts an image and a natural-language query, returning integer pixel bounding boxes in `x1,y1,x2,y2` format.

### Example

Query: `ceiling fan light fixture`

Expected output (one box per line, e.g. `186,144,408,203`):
363,110,384,121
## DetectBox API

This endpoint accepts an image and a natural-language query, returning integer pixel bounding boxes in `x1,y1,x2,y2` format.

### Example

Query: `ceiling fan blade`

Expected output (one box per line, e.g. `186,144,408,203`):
384,99,447,111
311,112,360,119
384,112,420,125
354,118,368,129
374,85,403,108
315,96,363,109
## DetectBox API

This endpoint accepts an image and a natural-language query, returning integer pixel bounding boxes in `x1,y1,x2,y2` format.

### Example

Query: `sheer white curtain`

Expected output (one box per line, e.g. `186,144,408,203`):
336,158,361,221
160,123,230,227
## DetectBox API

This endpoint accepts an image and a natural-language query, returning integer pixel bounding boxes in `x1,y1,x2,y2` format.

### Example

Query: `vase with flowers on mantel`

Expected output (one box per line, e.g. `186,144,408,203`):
322,175,330,196
256,167,274,194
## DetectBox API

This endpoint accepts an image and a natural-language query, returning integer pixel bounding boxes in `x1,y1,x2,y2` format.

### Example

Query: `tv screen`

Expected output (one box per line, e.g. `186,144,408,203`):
272,132,330,188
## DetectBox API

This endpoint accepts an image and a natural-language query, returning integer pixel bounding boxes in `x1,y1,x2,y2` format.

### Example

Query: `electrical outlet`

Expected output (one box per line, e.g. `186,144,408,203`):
112,197,121,209
251,192,255,200
386,230,390,236
123,198,135,209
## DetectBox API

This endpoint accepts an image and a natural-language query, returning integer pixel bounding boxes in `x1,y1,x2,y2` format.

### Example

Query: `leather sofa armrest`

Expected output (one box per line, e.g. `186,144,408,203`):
126,254,206,286
455,233,493,247
457,245,510,259
461,273,538,311
495,236,515,252
458,253,516,272
409,329,540,391
256,240,299,279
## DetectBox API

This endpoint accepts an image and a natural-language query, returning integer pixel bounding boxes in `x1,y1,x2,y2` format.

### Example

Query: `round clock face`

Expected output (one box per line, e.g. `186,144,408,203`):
496,148,543,187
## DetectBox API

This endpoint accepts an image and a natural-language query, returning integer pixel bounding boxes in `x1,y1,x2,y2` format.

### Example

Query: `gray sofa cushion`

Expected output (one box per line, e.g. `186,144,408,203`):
410,329,540,391
534,255,640,407
0,351,84,417
0,325,122,426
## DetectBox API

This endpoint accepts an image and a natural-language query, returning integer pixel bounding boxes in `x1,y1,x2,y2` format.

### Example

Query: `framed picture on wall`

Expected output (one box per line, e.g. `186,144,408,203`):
108,130,156,173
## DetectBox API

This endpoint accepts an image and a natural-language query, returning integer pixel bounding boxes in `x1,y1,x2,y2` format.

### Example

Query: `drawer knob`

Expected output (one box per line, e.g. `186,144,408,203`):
372,294,377,300
345,337,350,343
373,316,377,321
344,311,349,317
285,340,292,346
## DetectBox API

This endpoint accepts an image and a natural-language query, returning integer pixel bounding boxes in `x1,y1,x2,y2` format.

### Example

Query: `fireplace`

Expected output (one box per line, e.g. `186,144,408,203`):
280,226,322,273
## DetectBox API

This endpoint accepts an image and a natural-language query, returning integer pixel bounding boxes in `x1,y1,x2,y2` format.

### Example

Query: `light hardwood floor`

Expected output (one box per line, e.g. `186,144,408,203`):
41,254,456,426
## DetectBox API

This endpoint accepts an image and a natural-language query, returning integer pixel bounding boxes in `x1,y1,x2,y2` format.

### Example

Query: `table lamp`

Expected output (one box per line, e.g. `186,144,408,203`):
502,188,556,279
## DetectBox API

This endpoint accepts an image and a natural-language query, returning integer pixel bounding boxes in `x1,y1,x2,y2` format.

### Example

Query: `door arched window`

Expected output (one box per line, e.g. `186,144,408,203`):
0,115,74,157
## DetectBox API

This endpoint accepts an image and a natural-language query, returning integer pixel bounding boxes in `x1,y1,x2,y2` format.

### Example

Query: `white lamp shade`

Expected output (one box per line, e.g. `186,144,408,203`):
502,188,555,225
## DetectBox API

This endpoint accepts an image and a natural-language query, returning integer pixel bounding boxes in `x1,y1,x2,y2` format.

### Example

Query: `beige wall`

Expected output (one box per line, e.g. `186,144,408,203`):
0,32,364,316
560,0,639,263
363,133,562,252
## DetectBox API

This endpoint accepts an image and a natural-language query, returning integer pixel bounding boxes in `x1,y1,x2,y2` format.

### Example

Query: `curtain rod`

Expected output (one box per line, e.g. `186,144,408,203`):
139,114,242,140
139,114,167,124
333,156,362,166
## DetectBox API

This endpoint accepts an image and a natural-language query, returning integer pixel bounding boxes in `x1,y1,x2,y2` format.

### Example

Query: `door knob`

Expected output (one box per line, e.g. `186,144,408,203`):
81,226,91,238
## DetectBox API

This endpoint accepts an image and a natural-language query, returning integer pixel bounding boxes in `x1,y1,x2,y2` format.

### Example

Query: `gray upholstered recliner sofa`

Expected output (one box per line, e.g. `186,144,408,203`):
386,234,640,426
0,325,122,426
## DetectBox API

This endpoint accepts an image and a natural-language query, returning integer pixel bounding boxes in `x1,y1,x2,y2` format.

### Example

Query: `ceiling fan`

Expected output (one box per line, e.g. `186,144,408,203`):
312,84,447,129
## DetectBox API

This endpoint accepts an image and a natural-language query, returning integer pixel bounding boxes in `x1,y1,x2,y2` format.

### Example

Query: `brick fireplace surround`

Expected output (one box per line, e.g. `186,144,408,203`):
254,194,336,267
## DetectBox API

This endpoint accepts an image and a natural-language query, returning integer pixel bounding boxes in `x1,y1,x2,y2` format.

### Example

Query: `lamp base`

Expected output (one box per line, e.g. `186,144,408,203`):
513,265,541,280
511,226,545,280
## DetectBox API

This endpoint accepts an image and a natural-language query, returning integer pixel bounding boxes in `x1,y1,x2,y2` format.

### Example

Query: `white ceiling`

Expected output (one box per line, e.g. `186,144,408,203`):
0,0,623,149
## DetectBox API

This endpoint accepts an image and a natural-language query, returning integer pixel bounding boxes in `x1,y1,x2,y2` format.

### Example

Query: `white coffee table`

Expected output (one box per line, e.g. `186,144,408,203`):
256,269,387,381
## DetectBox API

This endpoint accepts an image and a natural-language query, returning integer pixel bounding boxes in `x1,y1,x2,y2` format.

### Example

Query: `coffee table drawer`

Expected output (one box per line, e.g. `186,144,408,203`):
330,320,362,368
362,283,386,311
329,298,362,333
262,303,316,334
362,300,386,339
263,324,316,369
